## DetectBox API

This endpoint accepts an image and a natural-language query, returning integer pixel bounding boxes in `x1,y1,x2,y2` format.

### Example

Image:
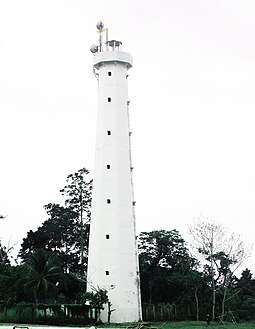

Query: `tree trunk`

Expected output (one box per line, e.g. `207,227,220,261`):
194,287,199,321
80,192,84,265
221,285,227,320
4,306,7,322
212,276,216,321
210,229,216,321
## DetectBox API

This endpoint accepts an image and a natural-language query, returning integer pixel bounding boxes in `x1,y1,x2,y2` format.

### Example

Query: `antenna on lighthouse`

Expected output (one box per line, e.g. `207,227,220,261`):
90,21,109,54
96,21,104,52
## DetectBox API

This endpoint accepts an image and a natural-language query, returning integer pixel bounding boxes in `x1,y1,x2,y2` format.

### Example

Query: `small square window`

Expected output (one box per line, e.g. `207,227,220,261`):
108,72,112,76
107,199,111,204
108,97,111,102
107,164,110,169
107,130,111,135
106,234,110,239
105,271,109,275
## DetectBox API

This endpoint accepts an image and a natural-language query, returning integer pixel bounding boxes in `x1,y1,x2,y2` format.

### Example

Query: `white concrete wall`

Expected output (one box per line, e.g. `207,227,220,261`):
86,50,142,323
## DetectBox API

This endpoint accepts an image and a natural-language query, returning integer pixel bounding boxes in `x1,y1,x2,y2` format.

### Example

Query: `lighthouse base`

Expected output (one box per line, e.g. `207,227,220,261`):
99,303,142,323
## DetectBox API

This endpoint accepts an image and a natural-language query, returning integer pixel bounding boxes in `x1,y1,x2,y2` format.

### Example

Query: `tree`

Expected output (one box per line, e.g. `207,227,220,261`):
81,287,109,323
138,230,196,305
60,167,92,265
232,268,255,320
19,168,93,302
23,249,63,303
19,203,83,273
189,219,250,321
189,220,227,321
0,215,12,264
0,243,10,264
0,263,31,305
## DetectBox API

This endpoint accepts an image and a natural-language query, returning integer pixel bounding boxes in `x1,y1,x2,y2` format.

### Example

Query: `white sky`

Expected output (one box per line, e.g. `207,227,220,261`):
0,0,255,272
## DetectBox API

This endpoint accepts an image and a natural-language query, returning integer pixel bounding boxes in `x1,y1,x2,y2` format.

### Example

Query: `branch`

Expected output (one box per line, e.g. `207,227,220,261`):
225,284,249,302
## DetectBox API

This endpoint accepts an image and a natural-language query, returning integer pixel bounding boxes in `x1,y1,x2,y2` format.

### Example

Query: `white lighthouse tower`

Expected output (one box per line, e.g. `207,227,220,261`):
86,22,142,323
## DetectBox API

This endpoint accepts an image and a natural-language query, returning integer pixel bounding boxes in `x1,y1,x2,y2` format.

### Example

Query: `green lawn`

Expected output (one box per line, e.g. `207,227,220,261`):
97,322,255,329
154,321,255,328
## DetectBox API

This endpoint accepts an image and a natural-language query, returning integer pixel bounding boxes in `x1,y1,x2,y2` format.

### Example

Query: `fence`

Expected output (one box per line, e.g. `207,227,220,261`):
142,303,204,321
0,303,203,324
0,304,92,325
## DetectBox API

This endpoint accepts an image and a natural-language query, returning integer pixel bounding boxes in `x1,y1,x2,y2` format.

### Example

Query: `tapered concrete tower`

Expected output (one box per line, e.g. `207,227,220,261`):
86,22,142,323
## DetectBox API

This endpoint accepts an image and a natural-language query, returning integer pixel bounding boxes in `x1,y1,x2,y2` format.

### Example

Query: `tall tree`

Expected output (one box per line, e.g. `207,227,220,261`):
189,219,250,321
189,220,226,321
60,167,92,265
215,232,249,319
138,230,196,304
19,203,83,273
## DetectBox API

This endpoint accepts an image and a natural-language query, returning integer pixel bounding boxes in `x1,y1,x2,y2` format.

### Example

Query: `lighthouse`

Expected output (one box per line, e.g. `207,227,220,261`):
86,22,142,323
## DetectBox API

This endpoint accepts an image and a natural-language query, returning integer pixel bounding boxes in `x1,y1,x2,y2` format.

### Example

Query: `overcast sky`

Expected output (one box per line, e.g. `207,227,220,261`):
0,0,255,271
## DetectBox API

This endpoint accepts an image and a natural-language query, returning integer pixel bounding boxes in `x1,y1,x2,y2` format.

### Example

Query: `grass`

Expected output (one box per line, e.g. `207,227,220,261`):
1,321,255,329
92,321,255,329
155,321,255,328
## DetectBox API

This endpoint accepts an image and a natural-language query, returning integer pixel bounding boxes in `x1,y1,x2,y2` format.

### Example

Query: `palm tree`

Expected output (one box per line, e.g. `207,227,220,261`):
24,249,63,303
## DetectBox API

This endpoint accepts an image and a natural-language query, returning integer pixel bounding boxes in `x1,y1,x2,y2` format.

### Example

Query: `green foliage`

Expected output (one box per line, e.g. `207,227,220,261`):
60,167,92,217
17,168,93,305
0,242,11,264
0,263,28,305
1,168,255,323
138,230,197,304
60,167,92,265
19,204,85,274
230,268,255,321
81,287,108,311
0,303,91,324
189,220,249,321
19,167,92,276
81,287,108,322
23,249,63,303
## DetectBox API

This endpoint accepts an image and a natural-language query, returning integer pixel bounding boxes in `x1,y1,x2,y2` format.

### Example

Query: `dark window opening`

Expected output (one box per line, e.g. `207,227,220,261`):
106,271,109,275
106,234,110,239
108,72,112,76
107,199,111,204
107,130,111,135
108,97,111,102
107,164,110,169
